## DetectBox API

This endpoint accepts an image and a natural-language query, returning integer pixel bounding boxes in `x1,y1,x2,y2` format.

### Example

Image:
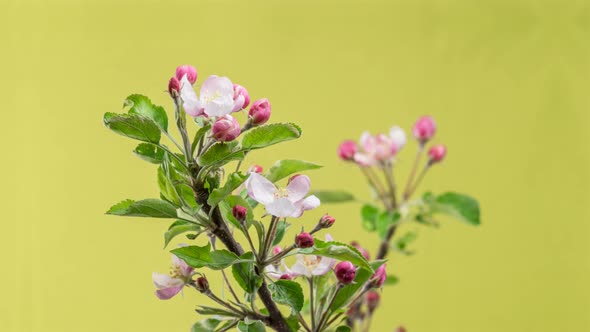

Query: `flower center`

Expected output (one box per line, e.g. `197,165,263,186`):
274,188,290,198
169,265,184,279
303,255,321,271
202,90,222,104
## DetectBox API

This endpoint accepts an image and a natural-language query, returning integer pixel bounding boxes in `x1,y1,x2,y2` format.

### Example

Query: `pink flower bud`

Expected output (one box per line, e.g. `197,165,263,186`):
413,116,436,143
295,232,314,248
195,276,209,293
249,98,271,126
428,144,447,163
175,65,198,85
232,84,251,112
319,214,336,229
212,115,241,142
338,140,357,161
334,261,357,285
366,291,380,312
168,77,180,96
232,205,247,222
279,274,292,280
248,165,263,174
396,327,407,332
351,241,371,261
272,246,283,255
369,264,387,288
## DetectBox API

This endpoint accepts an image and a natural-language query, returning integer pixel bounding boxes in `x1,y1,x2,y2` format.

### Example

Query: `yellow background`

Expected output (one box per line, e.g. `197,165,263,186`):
1,0,589,331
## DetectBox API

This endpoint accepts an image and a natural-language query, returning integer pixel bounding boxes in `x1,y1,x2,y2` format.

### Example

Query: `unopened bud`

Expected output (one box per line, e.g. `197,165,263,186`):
369,264,387,288
232,84,250,112
272,246,283,255
195,276,209,293
413,116,436,143
248,165,263,174
396,327,407,332
318,215,336,229
279,274,292,280
366,291,380,312
295,232,314,248
428,144,447,164
232,205,247,223
249,98,271,126
351,241,370,261
338,140,357,161
175,65,198,85
334,261,357,285
212,115,241,142
168,77,180,97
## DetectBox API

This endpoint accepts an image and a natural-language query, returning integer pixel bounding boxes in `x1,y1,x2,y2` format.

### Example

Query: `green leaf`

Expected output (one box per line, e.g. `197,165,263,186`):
208,172,247,206
191,318,223,332
191,124,211,154
133,143,164,164
265,160,322,182
124,94,168,132
106,199,177,218
232,252,261,294
376,211,400,239
197,141,244,168
196,306,240,317
303,240,372,272
330,260,386,311
164,220,200,248
269,280,304,312
241,123,302,150
394,231,417,255
103,112,161,143
384,274,399,286
431,192,481,226
310,191,355,204
271,220,290,246
336,326,352,332
360,204,379,231
237,320,266,332
171,244,252,270
285,314,300,332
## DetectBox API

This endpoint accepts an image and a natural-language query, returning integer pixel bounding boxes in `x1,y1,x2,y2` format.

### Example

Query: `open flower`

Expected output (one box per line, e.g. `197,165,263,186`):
290,234,336,277
245,173,320,218
354,132,397,166
152,253,194,300
180,75,235,117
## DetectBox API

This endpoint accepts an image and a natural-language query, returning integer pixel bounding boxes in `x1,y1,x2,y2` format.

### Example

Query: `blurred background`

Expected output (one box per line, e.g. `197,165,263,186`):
1,0,589,331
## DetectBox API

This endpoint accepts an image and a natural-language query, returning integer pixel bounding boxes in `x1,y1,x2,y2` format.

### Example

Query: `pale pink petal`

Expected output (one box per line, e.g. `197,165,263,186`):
245,173,277,205
155,286,183,300
180,76,203,117
353,152,375,167
152,272,184,288
232,95,245,113
266,197,298,218
312,257,336,276
264,265,283,279
324,234,334,242
360,132,375,152
200,76,235,117
389,126,407,150
290,195,321,218
172,255,194,277
290,259,311,277
286,175,311,202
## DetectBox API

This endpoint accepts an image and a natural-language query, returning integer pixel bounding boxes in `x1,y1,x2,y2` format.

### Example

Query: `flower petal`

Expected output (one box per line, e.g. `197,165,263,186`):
359,131,375,152
155,286,183,300
232,94,245,113
290,258,311,277
353,152,375,167
200,75,235,117
286,175,311,202
312,257,336,276
180,76,203,117
172,255,194,277
266,197,298,218
152,272,184,288
245,173,277,205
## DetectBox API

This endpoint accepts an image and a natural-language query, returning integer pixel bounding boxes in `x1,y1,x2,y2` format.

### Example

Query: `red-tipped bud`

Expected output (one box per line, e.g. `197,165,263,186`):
338,140,357,161
396,327,407,332
334,261,357,285
248,164,263,174
168,77,180,97
232,84,251,112
175,65,198,85
279,274,292,280
369,264,387,288
195,276,209,293
351,241,371,261
249,98,271,126
295,232,315,248
318,215,336,229
272,246,283,255
232,205,247,223
428,144,447,163
212,115,241,142
366,291,380,312
412,116,436,143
